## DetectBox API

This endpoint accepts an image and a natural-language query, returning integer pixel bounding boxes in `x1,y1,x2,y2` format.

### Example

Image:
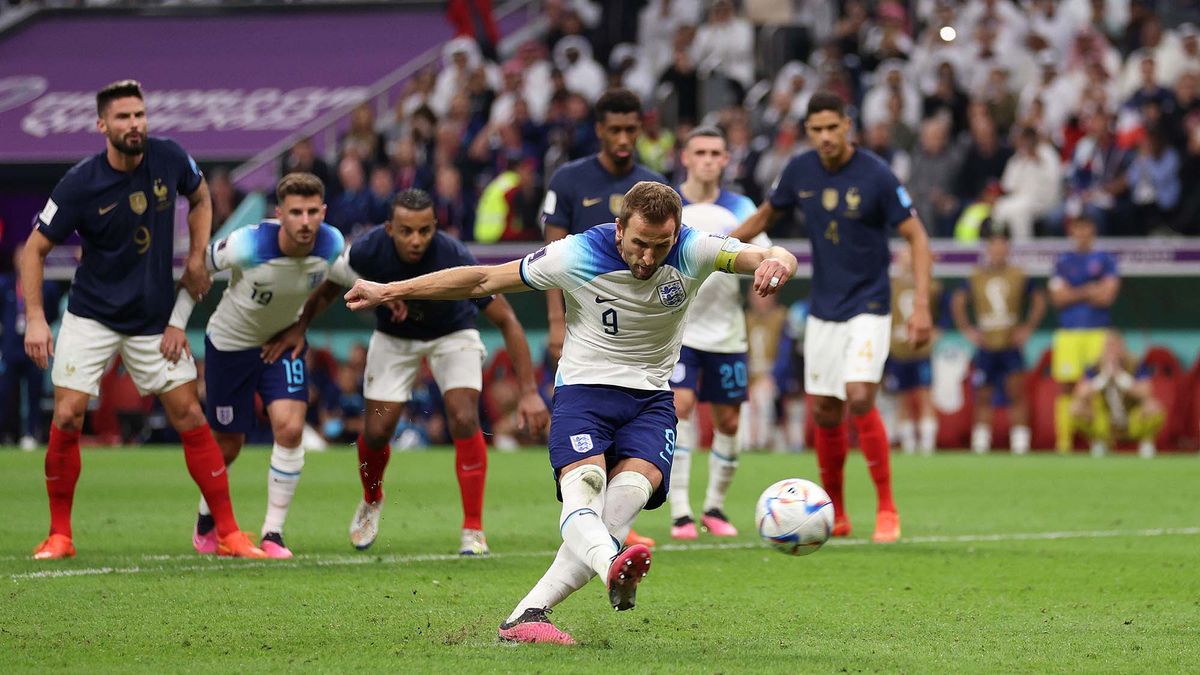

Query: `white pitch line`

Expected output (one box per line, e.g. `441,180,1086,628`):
7,527,1199,582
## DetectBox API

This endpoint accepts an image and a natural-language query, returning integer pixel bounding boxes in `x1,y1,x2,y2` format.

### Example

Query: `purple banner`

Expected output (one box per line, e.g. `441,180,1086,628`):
0,9,458,162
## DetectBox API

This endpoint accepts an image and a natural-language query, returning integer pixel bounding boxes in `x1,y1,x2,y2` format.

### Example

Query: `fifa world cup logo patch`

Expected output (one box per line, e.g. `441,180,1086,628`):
657,279,686,307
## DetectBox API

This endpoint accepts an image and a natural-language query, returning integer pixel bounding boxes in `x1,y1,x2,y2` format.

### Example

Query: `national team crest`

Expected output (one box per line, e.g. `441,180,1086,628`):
129,191,148,215
570,433,594,454
657,279,686,307
215,406,234,425
822,188,839,212
608,194,623,217
845,187,861,212
308,271,325,288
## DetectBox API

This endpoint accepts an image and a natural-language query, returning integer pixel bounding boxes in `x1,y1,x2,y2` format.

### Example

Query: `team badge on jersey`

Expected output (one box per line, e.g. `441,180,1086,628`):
129,191,148,215
822,188,839,211
215,406,234,425
570,433,594,453
609,194,623,217
308,271,325,288
657,279,686,307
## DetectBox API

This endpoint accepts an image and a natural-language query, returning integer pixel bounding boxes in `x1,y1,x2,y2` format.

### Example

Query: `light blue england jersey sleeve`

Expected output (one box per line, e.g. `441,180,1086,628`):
206,221,345,350
521,223,748,391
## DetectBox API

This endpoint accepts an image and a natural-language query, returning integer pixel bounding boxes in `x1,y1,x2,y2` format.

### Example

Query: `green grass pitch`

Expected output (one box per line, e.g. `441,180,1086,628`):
1,446,1197,672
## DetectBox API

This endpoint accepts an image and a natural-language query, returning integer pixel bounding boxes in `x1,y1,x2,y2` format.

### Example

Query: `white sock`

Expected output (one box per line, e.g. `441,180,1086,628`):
1010,425,1031,455
668,416,696,520
918,416,938,455
262,442,304,536
505,471,653,623
604,471,653,542
971,423,991,454
703,431,739,513
898,420,917,454
558,464,617,578
198,496,211,516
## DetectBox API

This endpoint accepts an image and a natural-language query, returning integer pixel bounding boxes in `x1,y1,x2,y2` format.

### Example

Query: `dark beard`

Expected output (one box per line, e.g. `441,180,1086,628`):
111,135,145,157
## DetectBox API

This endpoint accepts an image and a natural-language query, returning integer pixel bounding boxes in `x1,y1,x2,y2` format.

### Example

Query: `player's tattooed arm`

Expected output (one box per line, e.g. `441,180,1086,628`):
345,260,529,311
898,216,933,348
20,231,56,370
483,296,550,435
181,178,213,301
728,201,779,242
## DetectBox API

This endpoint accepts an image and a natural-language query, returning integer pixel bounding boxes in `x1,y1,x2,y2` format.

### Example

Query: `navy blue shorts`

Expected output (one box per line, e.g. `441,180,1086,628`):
548,384,677,511
670,346,748,404
204,336,308,434
972,348,1025,406
884,357,932,392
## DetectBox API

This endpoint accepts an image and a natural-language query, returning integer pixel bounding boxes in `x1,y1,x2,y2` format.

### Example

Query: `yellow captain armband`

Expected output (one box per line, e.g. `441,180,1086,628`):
713,237,749,274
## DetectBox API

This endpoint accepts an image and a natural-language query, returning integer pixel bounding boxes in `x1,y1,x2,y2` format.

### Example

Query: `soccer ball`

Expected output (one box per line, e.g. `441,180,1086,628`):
755,478,835,556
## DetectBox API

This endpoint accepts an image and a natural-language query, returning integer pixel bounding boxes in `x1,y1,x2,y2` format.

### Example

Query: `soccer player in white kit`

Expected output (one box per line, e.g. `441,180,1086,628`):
344,182,797,645
170,173,344,558
667,127,769,540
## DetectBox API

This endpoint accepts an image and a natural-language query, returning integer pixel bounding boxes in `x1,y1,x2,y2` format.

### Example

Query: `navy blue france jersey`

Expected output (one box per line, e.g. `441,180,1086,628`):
541,156,667,235
35,136,204,335
328,228,493,341
769,148,915,322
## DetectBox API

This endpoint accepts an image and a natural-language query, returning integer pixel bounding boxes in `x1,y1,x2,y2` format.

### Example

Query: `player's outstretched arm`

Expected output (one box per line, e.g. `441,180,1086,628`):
345,259,529,312
898,217,933,348
181,178,213,301
483,296,550,435
728,202,779,242
731,244,798,296
20,231,56,370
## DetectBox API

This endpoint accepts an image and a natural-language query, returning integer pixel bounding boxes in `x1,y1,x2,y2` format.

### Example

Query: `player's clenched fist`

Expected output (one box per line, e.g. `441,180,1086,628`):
752,258,793,297
345,279,389,311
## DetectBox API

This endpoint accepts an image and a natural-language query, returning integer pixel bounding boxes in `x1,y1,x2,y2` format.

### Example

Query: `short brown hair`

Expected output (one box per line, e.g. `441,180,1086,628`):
619,181,681,231
276,172,325,202
96,79,144,117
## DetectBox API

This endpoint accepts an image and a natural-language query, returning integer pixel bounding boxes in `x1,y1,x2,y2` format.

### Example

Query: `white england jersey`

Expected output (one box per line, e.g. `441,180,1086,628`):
205,221,345,351
679,189,770,354
520,223,748,391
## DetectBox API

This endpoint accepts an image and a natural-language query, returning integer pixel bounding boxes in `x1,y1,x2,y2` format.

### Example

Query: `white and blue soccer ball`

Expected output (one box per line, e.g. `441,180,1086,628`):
755,478,834,556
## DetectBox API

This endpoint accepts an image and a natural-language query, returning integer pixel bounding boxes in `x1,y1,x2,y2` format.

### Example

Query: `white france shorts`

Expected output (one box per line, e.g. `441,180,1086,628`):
51,311,197,397
802,313,891,400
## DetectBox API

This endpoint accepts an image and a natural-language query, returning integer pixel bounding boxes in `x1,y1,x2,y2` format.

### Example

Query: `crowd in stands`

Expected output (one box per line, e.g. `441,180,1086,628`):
285,0,1200,243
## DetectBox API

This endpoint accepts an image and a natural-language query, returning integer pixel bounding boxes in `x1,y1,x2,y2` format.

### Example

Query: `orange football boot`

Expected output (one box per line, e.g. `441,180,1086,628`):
832,514,852,538
624,528,656,548
218,531,269,558
872,510,901,543
33,534,75,560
